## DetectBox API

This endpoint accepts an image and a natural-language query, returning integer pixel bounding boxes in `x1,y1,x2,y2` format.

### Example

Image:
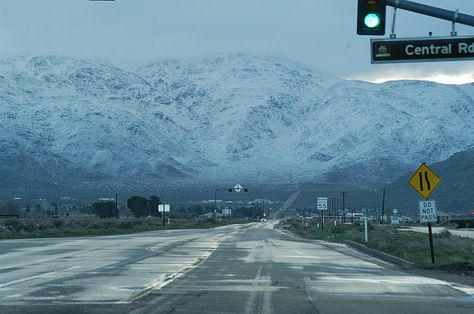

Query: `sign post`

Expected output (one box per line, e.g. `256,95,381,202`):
317,197,328,230
364,215,368,243
409,163,441,264
158,204,170,227
419,201,437,263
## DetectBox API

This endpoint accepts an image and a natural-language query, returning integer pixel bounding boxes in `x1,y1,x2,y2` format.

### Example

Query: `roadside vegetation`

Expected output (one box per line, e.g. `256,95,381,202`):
0,216,249,240
282,218,474,272
0,194,266,240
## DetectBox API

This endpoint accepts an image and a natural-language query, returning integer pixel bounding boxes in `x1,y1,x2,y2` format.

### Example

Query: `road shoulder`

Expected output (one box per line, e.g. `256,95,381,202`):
281,228,474,288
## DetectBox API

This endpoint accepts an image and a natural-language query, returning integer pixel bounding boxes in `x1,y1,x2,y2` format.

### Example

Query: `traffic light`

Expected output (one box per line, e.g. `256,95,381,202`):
357,0,386,35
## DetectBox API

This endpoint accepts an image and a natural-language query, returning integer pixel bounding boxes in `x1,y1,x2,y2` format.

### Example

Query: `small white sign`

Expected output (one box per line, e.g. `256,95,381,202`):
158,204,170,212
234,184,243,193
392,208,398,214
317,197,328,210
419,201,436,223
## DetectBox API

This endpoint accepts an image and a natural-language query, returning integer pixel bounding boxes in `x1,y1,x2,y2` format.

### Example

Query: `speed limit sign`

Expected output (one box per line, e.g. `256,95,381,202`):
317,197,328,210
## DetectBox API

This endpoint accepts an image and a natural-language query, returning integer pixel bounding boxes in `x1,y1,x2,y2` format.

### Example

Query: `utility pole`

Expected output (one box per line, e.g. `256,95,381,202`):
381,187,386,224
115,193,118,219
214,189,217,219
330,198,334,220
162,205,166,227
341,192,346,223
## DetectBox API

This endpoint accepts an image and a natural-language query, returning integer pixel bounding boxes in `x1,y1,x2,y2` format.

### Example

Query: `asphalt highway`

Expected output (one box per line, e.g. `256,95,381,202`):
0,221,473,313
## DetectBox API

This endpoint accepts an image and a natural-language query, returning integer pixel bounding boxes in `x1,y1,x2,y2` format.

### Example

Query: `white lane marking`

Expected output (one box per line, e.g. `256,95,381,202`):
0,266,81,288
304,277,314,302
244,266,262,314
119,232,234,304
263,286,272,314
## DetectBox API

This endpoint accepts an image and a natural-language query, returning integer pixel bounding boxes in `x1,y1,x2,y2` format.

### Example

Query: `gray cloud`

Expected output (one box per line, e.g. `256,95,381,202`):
0,0,473,83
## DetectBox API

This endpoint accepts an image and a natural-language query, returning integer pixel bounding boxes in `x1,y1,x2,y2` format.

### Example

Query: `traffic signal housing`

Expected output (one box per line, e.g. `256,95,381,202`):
357,0,386,35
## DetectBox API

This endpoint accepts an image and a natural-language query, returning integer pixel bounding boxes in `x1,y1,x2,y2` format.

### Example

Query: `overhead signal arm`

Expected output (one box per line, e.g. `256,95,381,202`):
386,0,474,27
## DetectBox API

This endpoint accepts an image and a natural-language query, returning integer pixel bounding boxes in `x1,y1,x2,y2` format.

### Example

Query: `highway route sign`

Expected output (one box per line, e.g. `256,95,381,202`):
317,197,328,210
408,163,441,199
234,184,243,193
419,201,437,223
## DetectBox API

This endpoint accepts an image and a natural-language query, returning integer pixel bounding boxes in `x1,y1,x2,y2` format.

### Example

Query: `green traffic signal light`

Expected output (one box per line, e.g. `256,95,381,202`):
364,13,381,28
357,0,386,35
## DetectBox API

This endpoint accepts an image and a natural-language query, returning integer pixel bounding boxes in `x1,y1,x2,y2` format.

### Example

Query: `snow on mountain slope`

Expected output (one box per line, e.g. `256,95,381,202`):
0,55,473,188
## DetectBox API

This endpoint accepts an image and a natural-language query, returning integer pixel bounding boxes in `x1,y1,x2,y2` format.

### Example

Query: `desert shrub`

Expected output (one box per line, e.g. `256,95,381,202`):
119,220,134,229
435,230,452,239
52,219,64,228
21,220,39,232
4,219,21,230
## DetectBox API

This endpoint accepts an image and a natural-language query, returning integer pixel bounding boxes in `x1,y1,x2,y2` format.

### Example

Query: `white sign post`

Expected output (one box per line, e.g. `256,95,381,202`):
419,201,436,223
317,197,328,230
158,204,170,227
317,197,328,210
158,204,170,212
419,200,437,263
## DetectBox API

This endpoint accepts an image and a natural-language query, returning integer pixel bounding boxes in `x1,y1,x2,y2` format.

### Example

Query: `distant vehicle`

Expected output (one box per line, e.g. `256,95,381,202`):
260,218,267,222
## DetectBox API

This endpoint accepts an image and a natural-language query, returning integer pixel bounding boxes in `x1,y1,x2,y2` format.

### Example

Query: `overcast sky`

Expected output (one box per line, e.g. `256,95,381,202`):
1,0,473,84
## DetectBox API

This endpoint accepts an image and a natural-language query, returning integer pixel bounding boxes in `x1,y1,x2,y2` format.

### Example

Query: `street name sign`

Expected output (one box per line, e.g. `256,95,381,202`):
158,204,170,212
371,36,474,64
317,197,328,210
408,163,441,199
419,201,437,223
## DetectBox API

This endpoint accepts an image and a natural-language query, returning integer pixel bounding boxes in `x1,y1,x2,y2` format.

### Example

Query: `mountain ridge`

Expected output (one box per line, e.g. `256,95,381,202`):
1,54,473,190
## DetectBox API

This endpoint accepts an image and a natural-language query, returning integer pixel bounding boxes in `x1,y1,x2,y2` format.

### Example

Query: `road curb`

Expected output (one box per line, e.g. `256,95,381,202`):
343,240,415,269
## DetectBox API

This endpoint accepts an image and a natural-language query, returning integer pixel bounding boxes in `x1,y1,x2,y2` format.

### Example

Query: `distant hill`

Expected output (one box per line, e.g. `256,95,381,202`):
383,148,474,214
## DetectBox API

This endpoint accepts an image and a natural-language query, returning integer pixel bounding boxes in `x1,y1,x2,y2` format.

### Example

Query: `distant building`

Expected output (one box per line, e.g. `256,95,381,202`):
249,199,274,204
437,211,450,224
199,212,223,219
222,208,232,217
202,200,222,204
99,198,115,202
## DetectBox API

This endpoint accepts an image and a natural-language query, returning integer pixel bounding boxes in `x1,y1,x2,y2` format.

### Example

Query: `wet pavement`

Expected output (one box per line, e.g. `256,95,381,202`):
0,222,473,313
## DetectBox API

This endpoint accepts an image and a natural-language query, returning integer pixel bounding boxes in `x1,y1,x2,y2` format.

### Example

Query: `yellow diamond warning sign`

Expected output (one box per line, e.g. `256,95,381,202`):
408,163,441,199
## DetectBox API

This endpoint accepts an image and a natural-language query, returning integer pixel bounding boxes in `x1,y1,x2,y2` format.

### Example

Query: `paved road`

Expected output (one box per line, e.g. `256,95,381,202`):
0,222,473,313
270,191,300,219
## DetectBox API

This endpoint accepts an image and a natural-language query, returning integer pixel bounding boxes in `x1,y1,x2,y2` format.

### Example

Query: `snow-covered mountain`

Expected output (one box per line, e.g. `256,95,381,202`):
1,55,473,188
